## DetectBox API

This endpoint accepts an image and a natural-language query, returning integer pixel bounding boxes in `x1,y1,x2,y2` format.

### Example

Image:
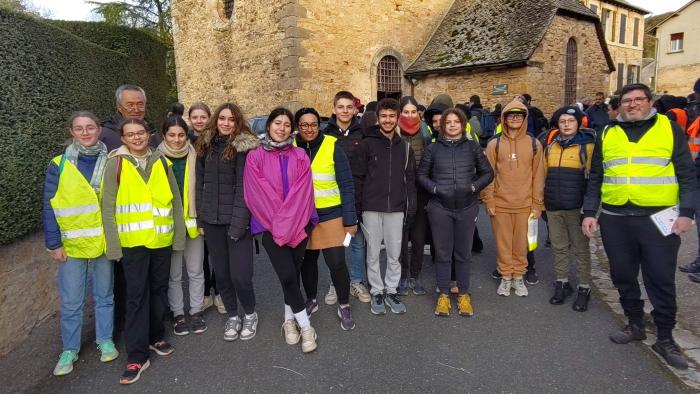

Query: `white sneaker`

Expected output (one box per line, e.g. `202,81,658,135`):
497,278,512,296
214,294,227,314
224,316,241,341
350,282,371,303
202,296,213,311
512,277,528,297
325,285,338,305
281,320,300,345
300,326,318,353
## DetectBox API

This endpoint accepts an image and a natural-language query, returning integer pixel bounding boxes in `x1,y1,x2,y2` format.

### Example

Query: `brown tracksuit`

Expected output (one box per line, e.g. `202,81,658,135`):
480,101,545,278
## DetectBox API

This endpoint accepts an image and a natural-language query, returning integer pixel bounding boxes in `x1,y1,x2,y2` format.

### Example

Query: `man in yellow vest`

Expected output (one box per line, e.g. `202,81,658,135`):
582,83,696,370
43,112,118,376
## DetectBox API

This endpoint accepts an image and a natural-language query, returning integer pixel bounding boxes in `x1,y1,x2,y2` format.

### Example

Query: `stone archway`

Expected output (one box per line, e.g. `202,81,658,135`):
370,48,408,101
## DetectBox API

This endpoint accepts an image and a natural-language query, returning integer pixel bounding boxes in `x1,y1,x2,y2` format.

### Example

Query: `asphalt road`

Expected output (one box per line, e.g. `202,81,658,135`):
1,211,690,393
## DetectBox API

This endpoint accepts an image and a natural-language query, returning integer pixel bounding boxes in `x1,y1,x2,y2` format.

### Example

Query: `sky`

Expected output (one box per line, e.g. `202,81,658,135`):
31,0,691,20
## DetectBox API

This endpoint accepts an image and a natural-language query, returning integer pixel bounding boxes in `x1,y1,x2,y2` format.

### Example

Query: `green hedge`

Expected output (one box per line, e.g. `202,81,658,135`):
0,9,168,245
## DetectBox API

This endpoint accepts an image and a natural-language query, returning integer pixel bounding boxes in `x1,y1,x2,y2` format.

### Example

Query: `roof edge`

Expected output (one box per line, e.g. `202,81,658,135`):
405,60,528,78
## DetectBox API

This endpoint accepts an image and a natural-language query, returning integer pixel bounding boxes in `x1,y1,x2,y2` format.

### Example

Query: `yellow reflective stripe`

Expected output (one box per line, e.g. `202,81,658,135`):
156,224,174,234
630,157,671,166
53,204,99,217
116,203,153,214
602,158,628,169
315,188,340,197
153,208,172,217
313,173,336,182
118,220,154,233
630,176,677,184
185,219,197,228
61,227,102,239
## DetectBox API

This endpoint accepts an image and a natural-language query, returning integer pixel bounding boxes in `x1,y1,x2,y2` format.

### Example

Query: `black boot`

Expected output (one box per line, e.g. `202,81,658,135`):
572,286,591,312
549,281,573,305
652,339,689,370
609,323,646,344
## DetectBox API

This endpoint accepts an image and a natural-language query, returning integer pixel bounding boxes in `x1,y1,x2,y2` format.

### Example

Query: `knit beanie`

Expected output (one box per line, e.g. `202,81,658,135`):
553,105,583,127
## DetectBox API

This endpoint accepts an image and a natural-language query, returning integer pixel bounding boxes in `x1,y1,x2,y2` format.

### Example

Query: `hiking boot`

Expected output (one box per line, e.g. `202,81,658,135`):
305,299,319,316
325,285,337,305
512,277,528,297
609,324,646,344
149,340,174,356
300,326,318,353
397,278,410,296
337,306,356,331
549,281,573,305
119,360,150,385
98,340,119,363
370,293,386,315
173,315,189,336
497,278,512,296
491,269,502,280
240,312,258,341
572,286,591,312
53,350,78,376
190,312,207,334
384,293,407,314
350,282,371,303
282,319,300,345
409,278,427,295
457,294,474,316
679,257,700,273
652,339,689,370
224,316,241,341
689,272,700,283
214,294,226,314
524,269,539,285
435,294,451,317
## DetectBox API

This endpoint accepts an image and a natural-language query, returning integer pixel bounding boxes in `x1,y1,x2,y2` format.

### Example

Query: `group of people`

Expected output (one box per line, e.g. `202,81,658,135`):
43,79,700,384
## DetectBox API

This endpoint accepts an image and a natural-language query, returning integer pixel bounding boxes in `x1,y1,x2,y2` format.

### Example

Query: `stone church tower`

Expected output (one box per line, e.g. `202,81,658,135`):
172,0,453,115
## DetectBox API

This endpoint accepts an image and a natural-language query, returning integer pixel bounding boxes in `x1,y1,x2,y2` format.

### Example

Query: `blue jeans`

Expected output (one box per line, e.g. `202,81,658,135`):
347,228,366,283
58,255,114,352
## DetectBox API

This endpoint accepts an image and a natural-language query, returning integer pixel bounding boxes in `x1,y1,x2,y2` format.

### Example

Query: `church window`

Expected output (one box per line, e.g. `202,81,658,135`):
377,56,402,100
564,38,578,105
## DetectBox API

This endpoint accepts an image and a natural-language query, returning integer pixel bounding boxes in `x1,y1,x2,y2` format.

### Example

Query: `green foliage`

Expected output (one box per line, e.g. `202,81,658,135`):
0,8,168,245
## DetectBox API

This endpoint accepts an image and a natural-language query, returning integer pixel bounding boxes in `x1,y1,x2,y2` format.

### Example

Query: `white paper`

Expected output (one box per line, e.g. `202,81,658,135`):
650,205,680,236
343,232,352,247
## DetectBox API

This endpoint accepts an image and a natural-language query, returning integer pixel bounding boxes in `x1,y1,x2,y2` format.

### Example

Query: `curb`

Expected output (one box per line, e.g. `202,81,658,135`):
589,231,700,390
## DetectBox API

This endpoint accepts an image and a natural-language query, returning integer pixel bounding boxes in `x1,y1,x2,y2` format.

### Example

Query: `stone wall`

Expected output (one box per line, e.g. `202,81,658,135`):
607,44,644,94
657,63,700,96
412,15,611,117
0,233,58,356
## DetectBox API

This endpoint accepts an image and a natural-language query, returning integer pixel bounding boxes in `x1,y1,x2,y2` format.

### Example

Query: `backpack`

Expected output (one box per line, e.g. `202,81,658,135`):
479,111,498,140
667,108,689,131
687,116,700,160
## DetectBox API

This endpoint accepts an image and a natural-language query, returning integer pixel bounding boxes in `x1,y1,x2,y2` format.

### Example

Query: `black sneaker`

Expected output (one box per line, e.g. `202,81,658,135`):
679,257,700,273
572,286,591,312
609,324,646,344
190,312,207,334
689,272,700,283
524,269,539,285
173,315,189,336
149,340,175,356
491,269,502,280
652,339,689,369
549,281,573,305
119,360,150,385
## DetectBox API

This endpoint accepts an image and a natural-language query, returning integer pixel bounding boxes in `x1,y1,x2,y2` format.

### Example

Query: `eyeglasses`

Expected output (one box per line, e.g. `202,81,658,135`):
299,123,319,130
72,125,99,134
558,119,577,125
620,97,649,107
120,102,146,111
123,131,148,140
505,113,525,120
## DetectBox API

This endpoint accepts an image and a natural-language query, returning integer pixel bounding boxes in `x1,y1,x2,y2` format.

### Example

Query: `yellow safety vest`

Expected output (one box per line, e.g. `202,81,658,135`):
181,160,199,238
495,124,502,135
49,155,105,259
113,158,175,248
309,135,342,208
601,114,678,207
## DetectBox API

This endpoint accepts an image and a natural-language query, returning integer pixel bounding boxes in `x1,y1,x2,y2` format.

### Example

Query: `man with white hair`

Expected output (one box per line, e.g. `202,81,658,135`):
100,84,159,151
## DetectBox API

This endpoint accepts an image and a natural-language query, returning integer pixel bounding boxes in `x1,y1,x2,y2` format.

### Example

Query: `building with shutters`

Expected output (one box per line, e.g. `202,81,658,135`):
172,0,614,117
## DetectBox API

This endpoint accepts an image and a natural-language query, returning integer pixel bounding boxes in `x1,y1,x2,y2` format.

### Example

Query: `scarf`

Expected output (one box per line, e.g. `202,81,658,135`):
399,115,421,136
158,140,197,218
64,140,108,193
261,134,295,151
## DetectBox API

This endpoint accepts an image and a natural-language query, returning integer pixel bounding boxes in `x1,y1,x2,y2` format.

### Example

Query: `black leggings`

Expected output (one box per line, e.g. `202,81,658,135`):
300,246,350,305
262,232,308,314
202,241,218,296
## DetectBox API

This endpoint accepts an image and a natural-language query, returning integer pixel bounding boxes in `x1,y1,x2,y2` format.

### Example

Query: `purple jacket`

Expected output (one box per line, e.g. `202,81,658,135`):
244,145,317,247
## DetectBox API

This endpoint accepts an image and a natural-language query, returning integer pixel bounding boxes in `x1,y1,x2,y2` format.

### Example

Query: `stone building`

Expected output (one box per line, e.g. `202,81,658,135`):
172,0,614,117
579,0,648,95
646,0,700,96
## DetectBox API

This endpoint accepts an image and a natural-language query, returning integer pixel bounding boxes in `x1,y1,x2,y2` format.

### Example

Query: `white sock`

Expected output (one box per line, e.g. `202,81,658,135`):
245,312,257,319
284,304,294,321
558,278,569,283
294,310,311,329
312,298,317,303
339,304,350,309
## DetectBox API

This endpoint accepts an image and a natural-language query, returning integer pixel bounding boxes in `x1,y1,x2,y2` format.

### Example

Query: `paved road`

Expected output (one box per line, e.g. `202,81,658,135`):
1,211,690,393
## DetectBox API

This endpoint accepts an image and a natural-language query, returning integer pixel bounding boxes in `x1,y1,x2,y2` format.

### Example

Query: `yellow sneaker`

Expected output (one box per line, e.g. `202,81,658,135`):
457,294,474,316
434,294,451,317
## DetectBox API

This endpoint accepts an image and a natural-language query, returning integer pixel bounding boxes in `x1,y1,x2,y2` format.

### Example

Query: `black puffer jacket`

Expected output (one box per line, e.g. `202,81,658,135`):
325,115,365,214
196,131,260,238
417,136,494,210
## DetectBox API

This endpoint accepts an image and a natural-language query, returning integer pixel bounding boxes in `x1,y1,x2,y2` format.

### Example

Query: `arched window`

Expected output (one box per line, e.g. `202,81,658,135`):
564,38,578,105
377,56,402,100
